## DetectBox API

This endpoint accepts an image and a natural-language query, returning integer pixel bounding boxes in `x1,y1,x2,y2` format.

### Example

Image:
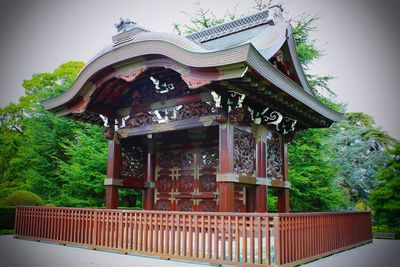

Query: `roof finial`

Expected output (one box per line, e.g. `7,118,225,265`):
114,18,137,34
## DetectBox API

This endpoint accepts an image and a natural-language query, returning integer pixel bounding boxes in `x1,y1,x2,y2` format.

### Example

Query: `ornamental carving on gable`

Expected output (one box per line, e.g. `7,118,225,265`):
266,132,283,179
120,144,145,179
233,127,256,175
125,101,214,128
130,79,188,106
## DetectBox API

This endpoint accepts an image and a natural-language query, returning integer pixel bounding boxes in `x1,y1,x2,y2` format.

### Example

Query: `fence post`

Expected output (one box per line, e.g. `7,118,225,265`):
273,216,281,266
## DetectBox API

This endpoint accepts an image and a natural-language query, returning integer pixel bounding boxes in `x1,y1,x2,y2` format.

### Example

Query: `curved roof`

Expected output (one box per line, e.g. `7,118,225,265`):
42,6,342,126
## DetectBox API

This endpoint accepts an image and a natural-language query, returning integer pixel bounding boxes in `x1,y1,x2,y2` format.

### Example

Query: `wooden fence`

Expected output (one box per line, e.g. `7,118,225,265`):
14,207,372,267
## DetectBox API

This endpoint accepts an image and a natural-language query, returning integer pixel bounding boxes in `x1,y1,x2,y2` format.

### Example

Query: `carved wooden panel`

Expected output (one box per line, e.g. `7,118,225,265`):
267,131,283,179
234,185,247,212
120,143,145,180
155,144,219,212
126,101,214,128
233,127,256,175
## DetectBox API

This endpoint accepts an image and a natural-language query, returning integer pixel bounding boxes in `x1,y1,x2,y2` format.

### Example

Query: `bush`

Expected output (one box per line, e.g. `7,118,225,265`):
0,207,16,230
2,190,44,207
0,229,14,235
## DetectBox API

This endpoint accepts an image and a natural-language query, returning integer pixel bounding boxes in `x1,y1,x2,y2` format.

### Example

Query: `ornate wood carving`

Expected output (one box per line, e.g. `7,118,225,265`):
181,75,211,89
120,144,145,179
126,101,214,128
233,127,256,175
267,132,283,179
155,144,218,212
200,151,218,166
130,78,190,106
159,151,193,168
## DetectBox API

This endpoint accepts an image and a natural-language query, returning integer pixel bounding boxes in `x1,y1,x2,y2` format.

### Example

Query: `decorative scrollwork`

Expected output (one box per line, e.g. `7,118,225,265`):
179,199,193,211
121,144,145,179
277,117,297,135
200,151,218,166
266,132,283,179
233,128,256,175
159,152,193,168
156,200,171,211
126,112,154,127
199,200,216,212
178,177,194,192
158,177,172,191
130,76,191,107
211,90,247,123
199,176,216,192
125,101,214,128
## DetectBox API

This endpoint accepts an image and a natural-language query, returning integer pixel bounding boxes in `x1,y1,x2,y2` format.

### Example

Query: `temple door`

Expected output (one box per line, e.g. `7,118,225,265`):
154,144,219,211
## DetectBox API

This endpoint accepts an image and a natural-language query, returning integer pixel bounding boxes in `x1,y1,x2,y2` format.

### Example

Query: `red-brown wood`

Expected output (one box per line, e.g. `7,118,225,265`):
144,138,155,210
218,124,235,212
106,135,121,209
255,139,267,212
15,207,372,267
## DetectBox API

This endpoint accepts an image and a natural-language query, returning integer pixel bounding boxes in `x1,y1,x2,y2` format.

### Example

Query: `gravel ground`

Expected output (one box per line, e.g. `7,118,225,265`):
1,235,399,267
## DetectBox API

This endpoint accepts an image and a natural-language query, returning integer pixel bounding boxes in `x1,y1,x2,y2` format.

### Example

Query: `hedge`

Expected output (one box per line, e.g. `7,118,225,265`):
2,190,44,207
0,207,16,230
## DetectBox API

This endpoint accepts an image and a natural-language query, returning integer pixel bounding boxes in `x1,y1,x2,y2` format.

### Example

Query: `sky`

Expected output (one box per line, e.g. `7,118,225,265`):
0,0,399,139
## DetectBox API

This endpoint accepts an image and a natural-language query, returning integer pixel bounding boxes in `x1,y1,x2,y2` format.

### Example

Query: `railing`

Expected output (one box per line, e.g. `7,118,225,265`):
273,212,372,266
14,207,372,267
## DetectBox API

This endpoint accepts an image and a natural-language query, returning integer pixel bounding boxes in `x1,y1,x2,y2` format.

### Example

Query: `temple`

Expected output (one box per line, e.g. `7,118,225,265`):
42,6,341,213
15,7,372,267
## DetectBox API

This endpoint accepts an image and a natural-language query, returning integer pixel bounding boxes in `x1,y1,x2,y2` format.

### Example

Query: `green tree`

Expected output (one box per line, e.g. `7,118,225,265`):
326,113,394,206
0,61,108,207
57,125,107,207
369,143,400,228
288,129,348,211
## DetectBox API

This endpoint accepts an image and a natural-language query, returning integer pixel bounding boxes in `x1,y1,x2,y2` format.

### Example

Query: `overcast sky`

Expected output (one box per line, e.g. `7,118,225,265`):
0,0,399,139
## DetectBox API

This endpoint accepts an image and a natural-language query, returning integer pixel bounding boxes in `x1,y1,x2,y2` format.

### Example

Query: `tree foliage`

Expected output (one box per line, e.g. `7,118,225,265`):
288,129,348,211
1,190,44,207
326,113,394,205
369,143,400,228
0,61,109,207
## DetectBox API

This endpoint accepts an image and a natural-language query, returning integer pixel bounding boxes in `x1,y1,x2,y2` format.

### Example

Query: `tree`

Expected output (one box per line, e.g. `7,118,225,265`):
288,129,348,211
369,143,400,229
57,125,107,207
326,113,395,206
0,61,108,207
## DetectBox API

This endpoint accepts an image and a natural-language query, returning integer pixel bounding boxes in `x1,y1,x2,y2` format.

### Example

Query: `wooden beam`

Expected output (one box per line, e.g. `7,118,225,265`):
143,138,155,210
277,188,290,212
218,123,235,212
255,135,267,213
105,133,121,209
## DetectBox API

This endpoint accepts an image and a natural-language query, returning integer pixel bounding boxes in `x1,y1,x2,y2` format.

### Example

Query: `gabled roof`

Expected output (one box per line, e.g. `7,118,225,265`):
42,6,342,128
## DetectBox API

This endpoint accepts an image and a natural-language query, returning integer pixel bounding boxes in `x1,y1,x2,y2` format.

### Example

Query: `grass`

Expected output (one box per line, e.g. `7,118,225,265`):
0,229,14,235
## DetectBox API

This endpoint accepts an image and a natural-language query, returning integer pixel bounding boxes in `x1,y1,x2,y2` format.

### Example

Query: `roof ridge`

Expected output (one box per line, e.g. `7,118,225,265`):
187,5,283,43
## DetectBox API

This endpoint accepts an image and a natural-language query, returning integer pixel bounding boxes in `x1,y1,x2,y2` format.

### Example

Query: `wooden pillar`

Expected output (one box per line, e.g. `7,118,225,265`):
143,136,155,210
277,189,290,213
105,133,121,209
255,127,267,212
277,139,289,212
218,123,235,212
247,187,256,212
106,186,119,209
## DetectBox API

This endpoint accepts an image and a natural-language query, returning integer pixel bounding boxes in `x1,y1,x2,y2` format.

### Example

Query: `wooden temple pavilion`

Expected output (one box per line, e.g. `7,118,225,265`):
15,6,371,267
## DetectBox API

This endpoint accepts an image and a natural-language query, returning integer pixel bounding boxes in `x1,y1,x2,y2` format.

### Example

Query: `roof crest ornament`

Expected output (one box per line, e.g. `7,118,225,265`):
114,18,137,34
187,5,285,43
112,18,149,45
